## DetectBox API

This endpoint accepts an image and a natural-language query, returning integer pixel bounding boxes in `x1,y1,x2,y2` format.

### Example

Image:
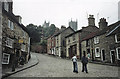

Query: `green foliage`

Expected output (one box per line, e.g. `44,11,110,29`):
26,23,58,44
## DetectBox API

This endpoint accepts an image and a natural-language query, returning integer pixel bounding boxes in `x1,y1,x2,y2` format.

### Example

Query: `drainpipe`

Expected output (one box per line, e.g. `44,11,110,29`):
0,1,2,79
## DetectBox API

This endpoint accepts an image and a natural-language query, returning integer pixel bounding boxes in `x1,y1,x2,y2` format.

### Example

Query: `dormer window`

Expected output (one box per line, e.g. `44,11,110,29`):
4,2,9,12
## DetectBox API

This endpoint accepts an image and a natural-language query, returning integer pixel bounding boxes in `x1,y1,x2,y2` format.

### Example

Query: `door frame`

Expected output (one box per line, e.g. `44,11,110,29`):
110,50,115,63
101,48,105,61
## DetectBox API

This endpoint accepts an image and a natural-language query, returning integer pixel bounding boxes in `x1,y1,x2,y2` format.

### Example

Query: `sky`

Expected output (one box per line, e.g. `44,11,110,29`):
13,0,120,29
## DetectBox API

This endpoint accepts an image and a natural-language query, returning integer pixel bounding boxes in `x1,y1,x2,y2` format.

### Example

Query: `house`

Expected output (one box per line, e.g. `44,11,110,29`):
54,26,74,57
82,18,120,65
47,36,52,55
66,15,99,59
81,32,97,61
106,21,120,65
2,1,30,69
65,30,81,58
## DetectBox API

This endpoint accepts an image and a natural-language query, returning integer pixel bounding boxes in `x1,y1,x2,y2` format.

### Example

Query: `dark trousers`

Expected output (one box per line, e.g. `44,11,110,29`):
73,62,78,72
82,63,88,73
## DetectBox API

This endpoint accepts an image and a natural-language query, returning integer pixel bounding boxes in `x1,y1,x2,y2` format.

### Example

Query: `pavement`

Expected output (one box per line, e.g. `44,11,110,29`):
2,53,39,79
45,54,119,67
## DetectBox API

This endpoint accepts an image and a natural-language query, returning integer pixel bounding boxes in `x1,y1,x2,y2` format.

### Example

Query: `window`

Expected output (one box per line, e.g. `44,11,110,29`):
22,30,26,37
2,53,10,64
6,37,14,48
4,2,9,12
94,36,99,44
73,35,75,41
95,47,100,57
68,38,70,43
115,34,120,43
86,39,90,46
8,20,14,30
116,47,120,60
21,44,26,51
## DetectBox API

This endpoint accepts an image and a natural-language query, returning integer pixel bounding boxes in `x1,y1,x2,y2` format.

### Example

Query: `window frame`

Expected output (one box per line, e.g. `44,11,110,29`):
4,2,9,12
8,19,14,30
115,34,120,43
116,47,120,60
6,37,14,48
2,53,10,64
95,47,100,57
94,36,99,44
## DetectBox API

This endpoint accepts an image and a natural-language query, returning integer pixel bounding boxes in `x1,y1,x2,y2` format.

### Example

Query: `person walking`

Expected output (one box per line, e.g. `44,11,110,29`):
81,51,88,73
72,54,78,73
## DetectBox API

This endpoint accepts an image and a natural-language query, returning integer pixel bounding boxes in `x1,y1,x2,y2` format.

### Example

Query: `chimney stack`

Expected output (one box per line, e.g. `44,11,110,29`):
61,25,66,31
99,18,108,30
88,15,95,26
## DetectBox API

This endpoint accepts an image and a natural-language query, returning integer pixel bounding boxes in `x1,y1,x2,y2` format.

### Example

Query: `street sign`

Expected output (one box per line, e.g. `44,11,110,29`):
19,39,23,43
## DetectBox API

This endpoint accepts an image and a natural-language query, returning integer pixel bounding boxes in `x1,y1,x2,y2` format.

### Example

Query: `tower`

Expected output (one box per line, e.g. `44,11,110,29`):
69,19,78,31
42,21,50,28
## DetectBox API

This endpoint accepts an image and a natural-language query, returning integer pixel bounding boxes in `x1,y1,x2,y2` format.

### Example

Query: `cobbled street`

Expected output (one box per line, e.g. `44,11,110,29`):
9,53,119,77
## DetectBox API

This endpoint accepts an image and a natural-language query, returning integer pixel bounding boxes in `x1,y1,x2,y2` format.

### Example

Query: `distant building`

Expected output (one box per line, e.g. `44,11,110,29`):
118,1,120,21
69,20,78,31
42,21,50,28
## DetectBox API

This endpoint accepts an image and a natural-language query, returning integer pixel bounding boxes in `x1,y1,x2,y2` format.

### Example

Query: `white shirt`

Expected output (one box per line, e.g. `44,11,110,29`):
72,56,77,62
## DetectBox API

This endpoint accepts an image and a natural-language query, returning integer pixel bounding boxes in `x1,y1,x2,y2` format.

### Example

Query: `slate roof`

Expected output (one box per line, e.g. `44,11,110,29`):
65,29,82,38
54,26,75,36
81,21,120,41
82,32,97,41
106,21,120,36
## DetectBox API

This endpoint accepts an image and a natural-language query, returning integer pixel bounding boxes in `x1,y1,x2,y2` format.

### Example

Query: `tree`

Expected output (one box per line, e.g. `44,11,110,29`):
26,23,58,44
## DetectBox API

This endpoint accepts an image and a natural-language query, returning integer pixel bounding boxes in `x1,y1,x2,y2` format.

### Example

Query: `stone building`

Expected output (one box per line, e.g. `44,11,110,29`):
81,18,120,65
106,21,120,65
69,20,78,31
81,32,97,61
65,15,99,59
47,36,52,55
65,30,80,58
54,26,74,57
2,1,30,69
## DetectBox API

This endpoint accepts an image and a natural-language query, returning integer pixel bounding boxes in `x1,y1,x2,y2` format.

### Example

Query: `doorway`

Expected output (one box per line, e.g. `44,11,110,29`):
101,49,105,61
110,50,115,63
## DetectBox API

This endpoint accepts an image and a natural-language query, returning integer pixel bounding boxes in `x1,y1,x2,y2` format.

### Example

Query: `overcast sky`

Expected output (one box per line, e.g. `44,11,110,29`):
13,0,120,29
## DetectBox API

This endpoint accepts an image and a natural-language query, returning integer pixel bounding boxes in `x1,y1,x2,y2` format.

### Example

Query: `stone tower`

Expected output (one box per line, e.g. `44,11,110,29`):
69,19,78,31
99,18,108,30
88,15,95,26
42,21,50,28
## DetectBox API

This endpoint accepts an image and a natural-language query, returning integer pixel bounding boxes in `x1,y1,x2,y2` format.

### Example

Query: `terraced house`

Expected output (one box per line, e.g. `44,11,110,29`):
66,15,99,59
2,1,30,69
54,26,74,57
81,18,120,65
